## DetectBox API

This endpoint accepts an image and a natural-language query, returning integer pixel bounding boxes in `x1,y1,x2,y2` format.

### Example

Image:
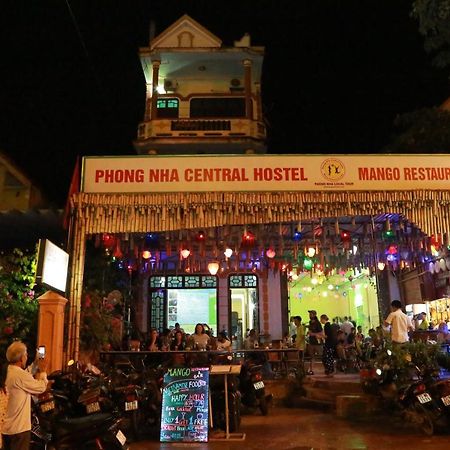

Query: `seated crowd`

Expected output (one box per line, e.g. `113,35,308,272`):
128,323,232,352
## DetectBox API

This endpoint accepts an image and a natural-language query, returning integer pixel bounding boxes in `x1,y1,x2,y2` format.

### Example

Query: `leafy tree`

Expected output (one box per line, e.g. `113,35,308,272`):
80,289,123,354
80,240,129,355
412,0,450,68
384,107,450,153
0,248,44,363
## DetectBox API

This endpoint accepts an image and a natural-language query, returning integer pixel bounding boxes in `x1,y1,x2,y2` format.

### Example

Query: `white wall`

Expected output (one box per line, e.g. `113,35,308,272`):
265,271,282,340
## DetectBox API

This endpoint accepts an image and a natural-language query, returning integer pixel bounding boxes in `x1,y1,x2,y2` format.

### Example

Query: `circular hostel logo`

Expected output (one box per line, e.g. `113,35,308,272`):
320,158,345,181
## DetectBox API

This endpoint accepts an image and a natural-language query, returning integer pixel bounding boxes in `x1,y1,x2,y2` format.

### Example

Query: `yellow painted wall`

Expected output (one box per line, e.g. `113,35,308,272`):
288,273,380,334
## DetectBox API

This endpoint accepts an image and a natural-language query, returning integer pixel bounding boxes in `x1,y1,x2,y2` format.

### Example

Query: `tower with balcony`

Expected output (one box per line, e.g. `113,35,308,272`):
134,15,266,155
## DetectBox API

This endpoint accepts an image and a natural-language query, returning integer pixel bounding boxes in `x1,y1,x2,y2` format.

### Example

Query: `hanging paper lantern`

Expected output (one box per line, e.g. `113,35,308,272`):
293,229,302,241
430,235,440,248
180,249,190,259
102,233,115,248
241,230,256,247
303,257,313,270
196,230,206,242
382,230,395,241
224,248,233,258
266,248,276,259
387,244,398,255
142,250,151,259
207,261,220,275
113,239,123,258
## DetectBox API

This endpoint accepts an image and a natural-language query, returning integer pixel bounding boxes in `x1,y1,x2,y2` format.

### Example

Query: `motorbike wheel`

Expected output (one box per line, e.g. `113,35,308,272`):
131,409,140,440
133,404,161,439
414,405,434,436
259,395,269,416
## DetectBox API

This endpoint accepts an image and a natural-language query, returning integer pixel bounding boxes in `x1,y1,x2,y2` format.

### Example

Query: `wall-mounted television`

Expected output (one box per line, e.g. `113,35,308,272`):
36,239,69,293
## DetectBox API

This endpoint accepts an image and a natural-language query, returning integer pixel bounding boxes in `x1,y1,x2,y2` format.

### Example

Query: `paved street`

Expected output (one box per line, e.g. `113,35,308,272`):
130,406,450,450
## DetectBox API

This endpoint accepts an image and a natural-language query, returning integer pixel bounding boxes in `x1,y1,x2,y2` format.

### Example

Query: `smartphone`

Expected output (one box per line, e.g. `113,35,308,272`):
38,346,45,359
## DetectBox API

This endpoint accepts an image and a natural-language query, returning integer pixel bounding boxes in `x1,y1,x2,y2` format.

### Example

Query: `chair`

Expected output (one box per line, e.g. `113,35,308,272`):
268,341,283,375
284,349,300,374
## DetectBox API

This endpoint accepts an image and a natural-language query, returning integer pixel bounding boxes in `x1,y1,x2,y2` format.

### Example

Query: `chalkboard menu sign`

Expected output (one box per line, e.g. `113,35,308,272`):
160,367,209,442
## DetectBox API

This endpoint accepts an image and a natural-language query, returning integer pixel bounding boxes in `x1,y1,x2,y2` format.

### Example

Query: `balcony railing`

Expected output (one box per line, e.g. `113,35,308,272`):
171,120,231,132
137,118,266,140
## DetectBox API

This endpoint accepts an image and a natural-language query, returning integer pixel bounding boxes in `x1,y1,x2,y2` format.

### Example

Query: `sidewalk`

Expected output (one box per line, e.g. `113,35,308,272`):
130,405,449,450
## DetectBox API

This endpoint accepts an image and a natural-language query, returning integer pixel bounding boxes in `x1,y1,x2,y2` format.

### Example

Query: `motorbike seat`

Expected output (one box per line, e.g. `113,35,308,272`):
248,364,263,373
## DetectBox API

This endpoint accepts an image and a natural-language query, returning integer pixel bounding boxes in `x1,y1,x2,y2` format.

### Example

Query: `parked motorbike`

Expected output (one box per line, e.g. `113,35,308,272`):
210,368,241,432
131,366,163,439
31,390,129,450
238,356,271,415
49,361,111,419
362,359,447,436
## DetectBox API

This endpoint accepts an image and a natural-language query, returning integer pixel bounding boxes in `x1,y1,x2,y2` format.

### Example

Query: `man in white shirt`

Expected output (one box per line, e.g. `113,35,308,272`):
340,317,354,343
384,300,414,344
2,341,48,450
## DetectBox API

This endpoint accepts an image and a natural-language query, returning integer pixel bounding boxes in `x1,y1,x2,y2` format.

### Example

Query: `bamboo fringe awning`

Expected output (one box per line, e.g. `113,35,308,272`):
66,188,450,361
71,190,450,239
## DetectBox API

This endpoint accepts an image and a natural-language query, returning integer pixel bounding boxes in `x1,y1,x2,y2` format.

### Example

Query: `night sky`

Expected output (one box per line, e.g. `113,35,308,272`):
1,0,448,207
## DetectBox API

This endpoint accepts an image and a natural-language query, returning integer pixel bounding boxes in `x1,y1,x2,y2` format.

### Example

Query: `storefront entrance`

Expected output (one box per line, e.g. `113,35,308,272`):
229,274,259,348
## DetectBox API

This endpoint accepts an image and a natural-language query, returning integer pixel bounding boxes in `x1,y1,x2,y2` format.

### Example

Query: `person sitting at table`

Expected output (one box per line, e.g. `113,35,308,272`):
170,322,185,338
216,331,232,351
171,330,186,351
169,330,186,366
160,328,172,351
189,323,210,350
146,328,160,351
244,329,259,349
437,321,450,344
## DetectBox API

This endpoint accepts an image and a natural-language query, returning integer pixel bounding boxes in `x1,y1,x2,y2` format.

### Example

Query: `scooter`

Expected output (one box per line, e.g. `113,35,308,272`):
238,358,271,415
31,390,129,449
362,361,445,436
210,367,242,432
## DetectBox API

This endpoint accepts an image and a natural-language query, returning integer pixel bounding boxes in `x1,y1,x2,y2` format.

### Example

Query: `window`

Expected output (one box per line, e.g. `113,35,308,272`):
156,98,179,118
149,275,218,334
190,98,246,118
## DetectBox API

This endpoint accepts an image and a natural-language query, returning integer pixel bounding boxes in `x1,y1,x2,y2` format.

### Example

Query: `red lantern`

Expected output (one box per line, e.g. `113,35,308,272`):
340,231,351,241
430,235,441,249
241,230,255,247
387,244,398,255
196,230,206,242
102,233,115,249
